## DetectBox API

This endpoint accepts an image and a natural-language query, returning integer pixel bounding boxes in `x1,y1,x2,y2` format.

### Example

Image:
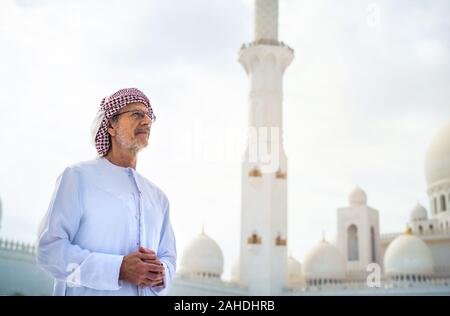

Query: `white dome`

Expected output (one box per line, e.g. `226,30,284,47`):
409,203,428,222
302,240,345,280
425,121,450,186
288,255,302,282
384,233,434,276
179,231,224,277
348,186,367,206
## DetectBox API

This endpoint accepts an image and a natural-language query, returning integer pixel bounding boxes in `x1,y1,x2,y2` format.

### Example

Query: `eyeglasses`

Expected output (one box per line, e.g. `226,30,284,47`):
112,109,156,122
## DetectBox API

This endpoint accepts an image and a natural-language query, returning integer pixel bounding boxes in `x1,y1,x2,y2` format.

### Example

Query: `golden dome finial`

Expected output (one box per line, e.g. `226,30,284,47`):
404,226,413,235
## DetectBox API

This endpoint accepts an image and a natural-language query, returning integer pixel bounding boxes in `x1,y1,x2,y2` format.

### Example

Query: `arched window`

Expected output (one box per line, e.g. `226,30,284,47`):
418,225,423,234
370,226,376,262
434,198,438,214
441,195,447,212
347,224,359,261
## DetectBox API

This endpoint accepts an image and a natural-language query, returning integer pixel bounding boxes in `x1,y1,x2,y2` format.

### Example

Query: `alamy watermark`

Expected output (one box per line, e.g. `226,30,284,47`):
366,263,382,288
366,3,381,29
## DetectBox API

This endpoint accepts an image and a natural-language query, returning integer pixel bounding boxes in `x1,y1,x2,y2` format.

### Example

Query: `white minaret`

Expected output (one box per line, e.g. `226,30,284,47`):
238,0,294,295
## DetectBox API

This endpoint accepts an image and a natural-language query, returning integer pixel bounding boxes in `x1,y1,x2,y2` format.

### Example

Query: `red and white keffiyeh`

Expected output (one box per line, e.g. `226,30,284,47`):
91,88,153,156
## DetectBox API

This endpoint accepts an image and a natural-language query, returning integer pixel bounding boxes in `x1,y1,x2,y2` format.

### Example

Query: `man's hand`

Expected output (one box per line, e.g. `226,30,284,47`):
119,248,164,288
139,247,165,287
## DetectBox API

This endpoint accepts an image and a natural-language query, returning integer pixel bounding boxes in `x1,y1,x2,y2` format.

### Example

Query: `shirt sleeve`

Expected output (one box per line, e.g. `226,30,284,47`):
151,195,177,296
36,166,124,291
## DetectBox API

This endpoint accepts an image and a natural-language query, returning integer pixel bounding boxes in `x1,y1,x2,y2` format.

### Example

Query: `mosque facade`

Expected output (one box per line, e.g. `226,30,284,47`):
172,122,450,296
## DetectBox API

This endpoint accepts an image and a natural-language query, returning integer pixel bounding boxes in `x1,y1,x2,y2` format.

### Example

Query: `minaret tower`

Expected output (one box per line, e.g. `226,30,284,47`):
238,0,294,295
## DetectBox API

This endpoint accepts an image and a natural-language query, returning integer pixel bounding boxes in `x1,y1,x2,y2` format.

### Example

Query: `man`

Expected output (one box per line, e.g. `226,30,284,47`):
37,88,176,296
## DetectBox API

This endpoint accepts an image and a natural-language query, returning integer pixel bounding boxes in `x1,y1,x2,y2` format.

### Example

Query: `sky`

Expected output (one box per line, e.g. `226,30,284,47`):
0,0,449,281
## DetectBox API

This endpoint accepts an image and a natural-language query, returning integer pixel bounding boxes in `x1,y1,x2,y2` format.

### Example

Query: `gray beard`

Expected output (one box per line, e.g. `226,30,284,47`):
115,127,148,153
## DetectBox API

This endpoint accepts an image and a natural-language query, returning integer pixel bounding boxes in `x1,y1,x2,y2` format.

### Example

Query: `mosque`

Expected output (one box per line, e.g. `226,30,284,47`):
169,0,450,296
1,0,449,296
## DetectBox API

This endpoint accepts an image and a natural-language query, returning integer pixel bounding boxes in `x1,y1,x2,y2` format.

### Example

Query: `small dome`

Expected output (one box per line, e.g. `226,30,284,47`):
179,231,224,278
410,203,428,222
288,255,302,283
302,240,346,280
348,186,367,206
425,121,450,186
384,233,434,277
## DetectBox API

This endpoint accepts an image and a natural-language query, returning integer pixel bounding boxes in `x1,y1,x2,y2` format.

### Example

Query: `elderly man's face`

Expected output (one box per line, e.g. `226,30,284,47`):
108,102,152,153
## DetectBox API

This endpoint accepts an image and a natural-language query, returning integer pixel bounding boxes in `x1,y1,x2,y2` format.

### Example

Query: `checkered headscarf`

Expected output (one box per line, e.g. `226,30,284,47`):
90,88,153,156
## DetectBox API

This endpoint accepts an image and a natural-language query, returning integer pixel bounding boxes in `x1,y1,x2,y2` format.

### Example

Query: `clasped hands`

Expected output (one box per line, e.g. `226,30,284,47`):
119,246,165,288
